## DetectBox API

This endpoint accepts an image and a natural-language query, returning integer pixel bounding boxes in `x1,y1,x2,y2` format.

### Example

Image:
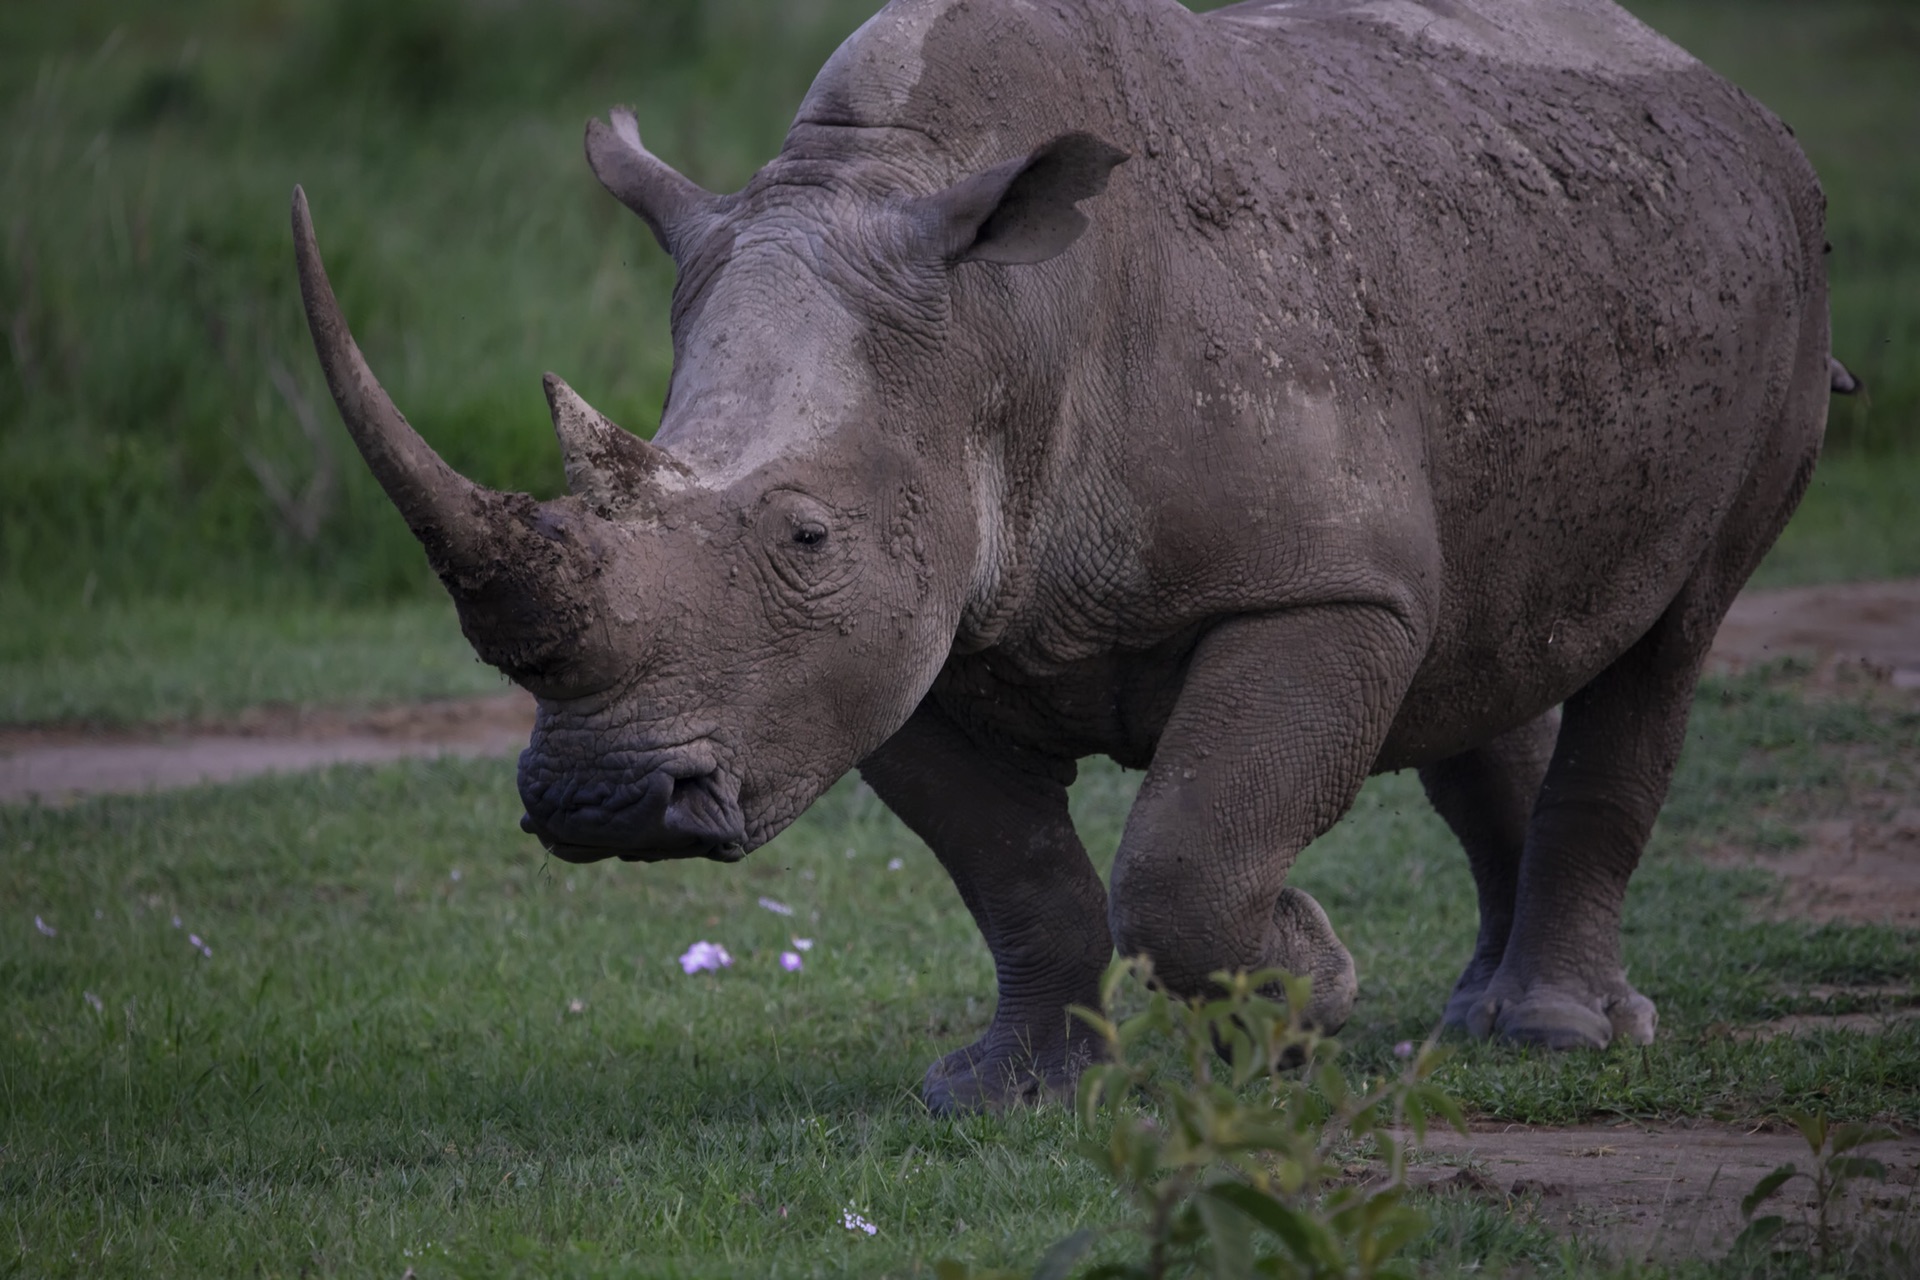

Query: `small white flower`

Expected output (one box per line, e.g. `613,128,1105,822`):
679,941,734,974
34,915,56,937
84,991,104,1013
171,915,182,928
842,1207,878,1236
567,998,587,1014
449,869,462,882
887,858,904,872
757,896,794,916
791,937,814,951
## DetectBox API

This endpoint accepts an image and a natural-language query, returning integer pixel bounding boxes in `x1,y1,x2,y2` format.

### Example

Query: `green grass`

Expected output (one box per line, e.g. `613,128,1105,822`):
1748,449,1920,587
5,669,1915,1276
0,592,501,725
0,0,1915,611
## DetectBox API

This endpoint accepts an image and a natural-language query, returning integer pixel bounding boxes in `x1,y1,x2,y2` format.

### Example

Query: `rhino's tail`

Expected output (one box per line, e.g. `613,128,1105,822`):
1829,356,1863,395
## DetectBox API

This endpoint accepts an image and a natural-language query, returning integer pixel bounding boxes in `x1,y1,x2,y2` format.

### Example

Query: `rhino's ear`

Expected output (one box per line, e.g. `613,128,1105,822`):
915,132,1129,266
585,107,718,257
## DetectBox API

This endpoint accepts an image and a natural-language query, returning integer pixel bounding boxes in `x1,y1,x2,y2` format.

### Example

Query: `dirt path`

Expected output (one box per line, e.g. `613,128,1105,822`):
1410,1121,1920,1260
0,692,534,804
7,579,1913,807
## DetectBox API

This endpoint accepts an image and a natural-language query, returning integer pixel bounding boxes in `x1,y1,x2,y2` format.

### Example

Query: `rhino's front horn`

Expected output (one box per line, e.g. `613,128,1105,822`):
293,187,610,688
543,373,691,514
290,186,503,576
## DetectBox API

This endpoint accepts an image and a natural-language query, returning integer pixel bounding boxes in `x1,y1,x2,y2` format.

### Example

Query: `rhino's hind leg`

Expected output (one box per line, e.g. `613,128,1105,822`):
859,702,1112,1115
1464,595,1737,1049
1417,710,1560,1029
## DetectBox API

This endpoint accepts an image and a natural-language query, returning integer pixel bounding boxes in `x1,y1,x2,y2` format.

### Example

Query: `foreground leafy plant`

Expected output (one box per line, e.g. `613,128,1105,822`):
942,958,1464,1280
1736,1108,1899,1269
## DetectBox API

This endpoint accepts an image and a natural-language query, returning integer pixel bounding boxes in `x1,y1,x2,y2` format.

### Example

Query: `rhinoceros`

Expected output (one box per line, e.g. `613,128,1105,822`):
293,0,1837,1111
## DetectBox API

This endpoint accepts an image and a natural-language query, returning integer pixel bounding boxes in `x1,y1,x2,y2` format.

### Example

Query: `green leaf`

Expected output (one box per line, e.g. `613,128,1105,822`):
1826,1155,1888,1183
1196,1190,1256,1280
1830,1122,1899,1156
1204,1182,1340,1270
1029,1228,1099,1280
1787,1109,1828,1155
1070,1005,1117,1043
1740,1164,1799,1219
1413,1083,1469,1136
1734,1215,1787,1252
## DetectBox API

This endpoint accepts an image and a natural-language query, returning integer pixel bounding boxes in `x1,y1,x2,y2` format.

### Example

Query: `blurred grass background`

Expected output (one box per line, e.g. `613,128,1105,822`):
1,0,1915,700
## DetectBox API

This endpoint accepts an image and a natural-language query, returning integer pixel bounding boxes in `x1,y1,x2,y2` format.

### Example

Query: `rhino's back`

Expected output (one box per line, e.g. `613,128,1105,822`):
798,0,1828,758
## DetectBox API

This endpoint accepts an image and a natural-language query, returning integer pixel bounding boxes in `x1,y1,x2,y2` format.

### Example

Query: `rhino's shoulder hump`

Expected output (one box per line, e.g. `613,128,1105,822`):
1214,0,1696,78
792,0,1162,140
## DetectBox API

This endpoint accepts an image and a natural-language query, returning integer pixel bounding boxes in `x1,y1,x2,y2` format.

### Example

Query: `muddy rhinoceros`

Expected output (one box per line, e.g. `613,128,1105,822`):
293,0,1837,1111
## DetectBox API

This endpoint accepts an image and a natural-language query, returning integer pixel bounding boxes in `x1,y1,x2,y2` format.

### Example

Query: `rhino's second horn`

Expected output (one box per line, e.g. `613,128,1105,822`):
543,373,692,514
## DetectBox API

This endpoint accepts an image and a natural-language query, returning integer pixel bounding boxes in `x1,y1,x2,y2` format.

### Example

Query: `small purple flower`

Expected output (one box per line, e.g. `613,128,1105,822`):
842,1208,877,1236
33,915,57,937
171,915,182,928
779,950,804,972
679,941,734,975
758,896,794,916
1393,1040,1415,1060
886,857,904,872
791,937,814,951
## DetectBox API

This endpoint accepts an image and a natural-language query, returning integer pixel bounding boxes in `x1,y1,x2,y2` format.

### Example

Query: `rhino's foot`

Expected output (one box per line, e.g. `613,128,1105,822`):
1441,952,1504,1032
1464,970,1657,1050
921,1030,1101,1116
1268,887,1359,1033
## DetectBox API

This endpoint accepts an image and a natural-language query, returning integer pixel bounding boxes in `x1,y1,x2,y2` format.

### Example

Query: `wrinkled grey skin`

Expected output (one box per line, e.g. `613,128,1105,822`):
294,0,1834,1113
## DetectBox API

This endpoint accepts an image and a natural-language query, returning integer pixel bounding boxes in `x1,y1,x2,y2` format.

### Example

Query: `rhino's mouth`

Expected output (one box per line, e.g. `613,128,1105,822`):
517,759,748,864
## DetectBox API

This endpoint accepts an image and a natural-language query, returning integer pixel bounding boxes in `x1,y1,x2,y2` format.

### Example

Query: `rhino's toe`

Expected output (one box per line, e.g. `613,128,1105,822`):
1269,886,1358,1032
1466,981,1658,1050
920,1036,1094,1116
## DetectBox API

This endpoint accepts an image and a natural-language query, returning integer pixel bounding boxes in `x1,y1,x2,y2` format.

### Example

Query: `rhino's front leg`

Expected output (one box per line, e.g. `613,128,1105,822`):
1109,606,1423,1026
859,702,1112,1114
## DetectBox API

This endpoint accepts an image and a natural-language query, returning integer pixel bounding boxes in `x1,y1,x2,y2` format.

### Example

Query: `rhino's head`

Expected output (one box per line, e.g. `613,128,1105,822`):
292,110,1123,864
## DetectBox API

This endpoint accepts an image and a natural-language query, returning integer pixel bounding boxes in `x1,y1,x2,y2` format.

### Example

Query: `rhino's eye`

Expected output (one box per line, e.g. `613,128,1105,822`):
792,521,828,547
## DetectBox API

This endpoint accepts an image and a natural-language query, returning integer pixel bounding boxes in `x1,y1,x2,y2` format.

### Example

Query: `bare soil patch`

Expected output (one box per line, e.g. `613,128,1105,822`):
1707,578,1920,686
1411,1121,1920,1260
0,691,534,804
